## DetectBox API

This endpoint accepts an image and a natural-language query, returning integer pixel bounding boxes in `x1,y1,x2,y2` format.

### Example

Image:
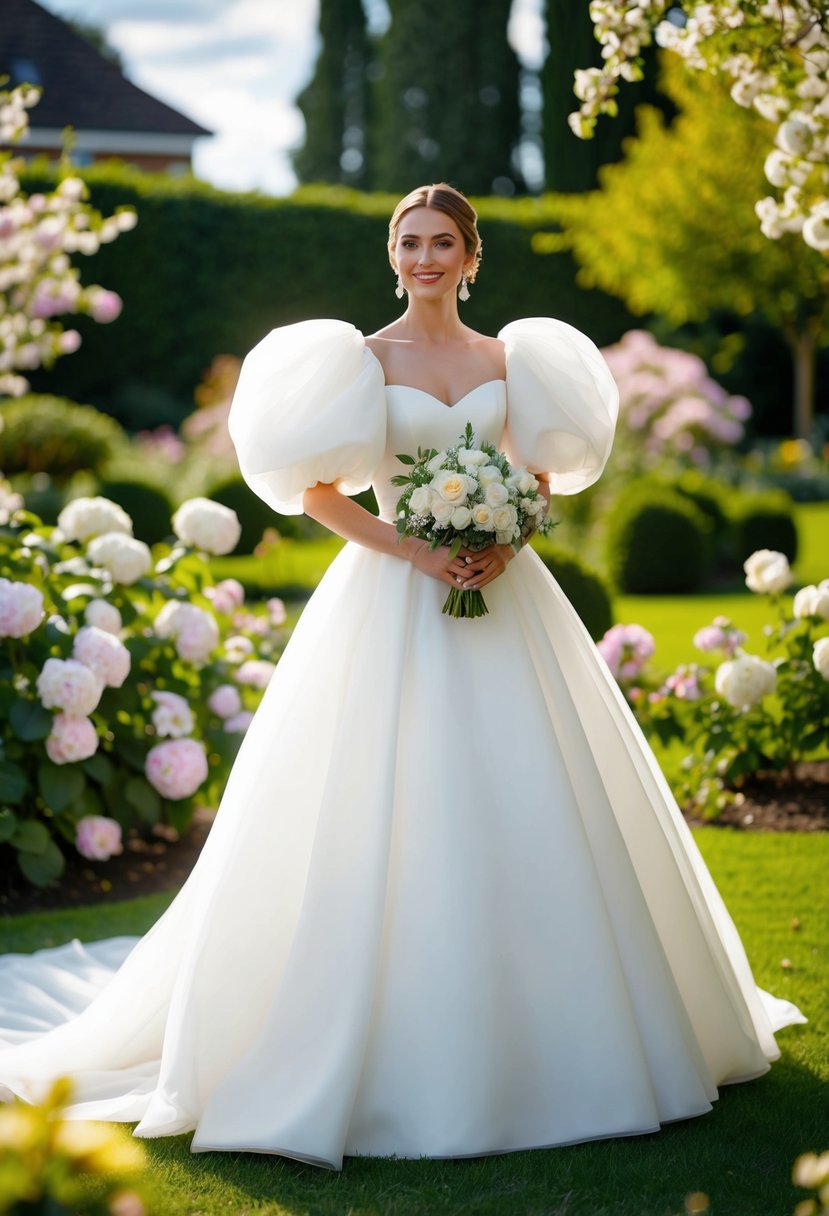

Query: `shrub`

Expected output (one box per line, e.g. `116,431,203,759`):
605,484,712,592
535,545,614,639
207,476,316,549
96,478,174,545
730,490,798,566
0,395,125,481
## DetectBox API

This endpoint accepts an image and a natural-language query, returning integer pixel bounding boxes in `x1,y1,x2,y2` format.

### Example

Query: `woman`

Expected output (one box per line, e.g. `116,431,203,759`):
0,184,805,1170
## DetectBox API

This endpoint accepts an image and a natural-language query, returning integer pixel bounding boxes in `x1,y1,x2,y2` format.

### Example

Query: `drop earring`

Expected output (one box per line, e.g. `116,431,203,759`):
395,274,405,300
458,276,470,302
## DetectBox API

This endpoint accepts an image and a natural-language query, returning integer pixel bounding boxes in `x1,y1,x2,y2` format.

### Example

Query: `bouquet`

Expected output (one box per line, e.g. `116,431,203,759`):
393,422,554,618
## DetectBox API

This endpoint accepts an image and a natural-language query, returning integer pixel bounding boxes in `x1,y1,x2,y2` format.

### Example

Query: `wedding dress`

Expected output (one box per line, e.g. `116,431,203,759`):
0,318,805,1170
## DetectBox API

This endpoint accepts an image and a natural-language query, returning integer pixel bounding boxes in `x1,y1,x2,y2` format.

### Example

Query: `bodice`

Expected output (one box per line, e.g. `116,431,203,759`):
371,382,508,522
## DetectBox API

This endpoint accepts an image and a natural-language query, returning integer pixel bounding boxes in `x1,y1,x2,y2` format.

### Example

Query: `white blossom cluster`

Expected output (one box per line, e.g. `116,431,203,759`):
574,1,829,250
0,84,137,397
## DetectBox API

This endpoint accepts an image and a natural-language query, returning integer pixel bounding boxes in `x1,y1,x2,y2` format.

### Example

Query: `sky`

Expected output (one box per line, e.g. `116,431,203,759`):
36,0,546,196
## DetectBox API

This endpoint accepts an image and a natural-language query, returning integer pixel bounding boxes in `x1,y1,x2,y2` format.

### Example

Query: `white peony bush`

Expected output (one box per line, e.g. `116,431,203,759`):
0,490,289,888
171,498,241,556
714,653,777,710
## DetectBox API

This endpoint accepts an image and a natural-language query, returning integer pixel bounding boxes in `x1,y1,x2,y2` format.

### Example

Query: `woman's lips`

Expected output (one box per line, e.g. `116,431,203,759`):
413,272,443,283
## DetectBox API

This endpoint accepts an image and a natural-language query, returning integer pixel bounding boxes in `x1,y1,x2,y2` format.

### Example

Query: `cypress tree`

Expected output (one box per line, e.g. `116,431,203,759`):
293,0,372,188
371,0,521,195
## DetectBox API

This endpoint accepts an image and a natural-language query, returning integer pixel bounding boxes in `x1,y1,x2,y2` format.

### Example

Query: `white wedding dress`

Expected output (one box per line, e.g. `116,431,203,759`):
0,318,805,1170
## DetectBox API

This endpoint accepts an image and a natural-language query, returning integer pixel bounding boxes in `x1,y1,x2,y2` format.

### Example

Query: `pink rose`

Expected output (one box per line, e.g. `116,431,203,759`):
45,713,99,764
0,578,45,638
597,623,655,680
205,579,245,615
73,626,131,687
235,659,276,688
37,657,103,716
145,738,208,800
223,710,254,734
75,815,123,861
208,684,242,719
267,597,287,626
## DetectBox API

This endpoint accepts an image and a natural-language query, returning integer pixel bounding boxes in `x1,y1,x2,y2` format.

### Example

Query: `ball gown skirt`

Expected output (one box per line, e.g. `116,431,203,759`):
0,319,806,1170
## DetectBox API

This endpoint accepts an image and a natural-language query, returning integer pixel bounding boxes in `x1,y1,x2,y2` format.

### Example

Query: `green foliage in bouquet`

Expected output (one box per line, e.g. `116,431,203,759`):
0,493,288,888
0,1077,146,1215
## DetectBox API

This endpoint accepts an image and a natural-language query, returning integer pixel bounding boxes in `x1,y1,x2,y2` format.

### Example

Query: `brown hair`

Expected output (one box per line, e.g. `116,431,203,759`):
387,183,482,283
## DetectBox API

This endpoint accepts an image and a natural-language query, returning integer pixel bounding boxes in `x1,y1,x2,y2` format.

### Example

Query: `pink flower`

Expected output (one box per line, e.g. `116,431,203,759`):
665,665,702,701
154,601,219,664
37,657,103,716
45,713,98,764
223,710,254,734
205,579,245,615
693,619,748,657
58,329,82,354
235,659,276,688
0,578,45,638
150,690,194,738
267,597,287,626
145,738,208,800
224,635,254,661
88,288,123,323
75,815,122,860
598,623,655,680
208,684,242,719
73,626,131,687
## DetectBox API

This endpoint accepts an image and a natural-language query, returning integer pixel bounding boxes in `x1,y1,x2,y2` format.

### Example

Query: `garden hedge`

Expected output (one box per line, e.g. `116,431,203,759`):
605,484,712,593
535,546,614,639
0,394,125,481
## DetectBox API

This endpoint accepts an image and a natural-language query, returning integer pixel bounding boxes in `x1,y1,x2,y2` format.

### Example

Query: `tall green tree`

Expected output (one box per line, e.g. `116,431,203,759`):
542,0,663,192
293,0,372,188
546,57,829,437
371,0,521,195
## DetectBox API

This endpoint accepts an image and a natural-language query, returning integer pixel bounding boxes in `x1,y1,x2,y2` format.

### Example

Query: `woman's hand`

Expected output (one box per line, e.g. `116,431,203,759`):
453,543,516,591
405,539,473,587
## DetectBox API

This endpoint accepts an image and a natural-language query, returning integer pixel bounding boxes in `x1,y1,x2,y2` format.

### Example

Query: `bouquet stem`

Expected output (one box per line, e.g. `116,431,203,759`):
441,587,489,618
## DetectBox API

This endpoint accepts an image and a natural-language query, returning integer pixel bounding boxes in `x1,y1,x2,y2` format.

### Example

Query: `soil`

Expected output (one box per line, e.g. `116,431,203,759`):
1,766,827,918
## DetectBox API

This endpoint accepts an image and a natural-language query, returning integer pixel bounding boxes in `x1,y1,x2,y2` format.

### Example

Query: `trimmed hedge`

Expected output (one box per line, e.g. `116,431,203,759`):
605,484,712,593
536,546,614,639
0,395,125,481
730,490,798,565
97,479,174,546
21,166,633,427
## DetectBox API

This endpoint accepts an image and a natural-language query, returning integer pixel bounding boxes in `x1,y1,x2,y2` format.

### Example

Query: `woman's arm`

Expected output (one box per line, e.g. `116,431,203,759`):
301,482,472,589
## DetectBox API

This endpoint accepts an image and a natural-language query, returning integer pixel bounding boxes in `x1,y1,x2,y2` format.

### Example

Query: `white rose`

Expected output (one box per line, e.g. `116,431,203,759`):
715,653,777,710
495,530,515,545
58,496,133,542
450,505,472,529
484,482,509,507
814,637,829,681
430,469,471,505
431,500,455,527
743,549,793,594
37,657,103,716
492,504,518,535
425,450,447,474
73,626,131,688
793,582,829,620
154,601,218,663
458,448,488,466
409,485,434,515
87,532,151,585
172,497,241,556
471,503,496,531
517,469,538,495
84,598,122,634
478,465,503,486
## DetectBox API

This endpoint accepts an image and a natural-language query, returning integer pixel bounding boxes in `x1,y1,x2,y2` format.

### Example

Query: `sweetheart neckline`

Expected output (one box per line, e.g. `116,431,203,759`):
383,379,506,410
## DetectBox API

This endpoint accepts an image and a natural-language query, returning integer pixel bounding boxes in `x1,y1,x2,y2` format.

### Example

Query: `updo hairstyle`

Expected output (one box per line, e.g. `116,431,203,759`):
387,183,482,284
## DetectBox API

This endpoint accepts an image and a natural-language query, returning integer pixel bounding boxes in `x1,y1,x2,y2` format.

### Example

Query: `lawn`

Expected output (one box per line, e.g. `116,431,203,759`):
1,832,826,1216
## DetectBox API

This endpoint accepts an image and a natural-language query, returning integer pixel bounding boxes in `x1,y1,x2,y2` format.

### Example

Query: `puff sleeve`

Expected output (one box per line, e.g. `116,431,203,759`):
228,319,387,515
499,317,619,495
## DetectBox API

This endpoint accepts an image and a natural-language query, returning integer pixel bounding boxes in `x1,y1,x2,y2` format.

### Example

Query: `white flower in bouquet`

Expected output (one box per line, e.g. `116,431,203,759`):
426,450,447,474
430,469,473,506
450,506,472,529
84,598,122,634
208,684,242,719
793,581,829,621
45,712,98,764
408,485,434,515
73,625,131,688
743,549,793,594
484,481,510,508
814,637,829,681
0,578,44,637
155,601,219,663
431,500,455,527
471,503,496,531
478,464,503,486
37,657,103,716
458,448,488,466
75,815,122,860
58,496,133,542
87,532,151,585
715,653,777,710
172,497,241,556
492,504,519,544
151,690,195,738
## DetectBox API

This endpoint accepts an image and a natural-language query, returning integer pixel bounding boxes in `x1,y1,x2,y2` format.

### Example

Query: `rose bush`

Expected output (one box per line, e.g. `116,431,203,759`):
597,548,829,819
0,493,289,887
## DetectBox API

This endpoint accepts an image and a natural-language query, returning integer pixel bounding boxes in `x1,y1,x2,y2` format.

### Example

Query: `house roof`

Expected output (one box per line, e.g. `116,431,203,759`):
0,0,212,139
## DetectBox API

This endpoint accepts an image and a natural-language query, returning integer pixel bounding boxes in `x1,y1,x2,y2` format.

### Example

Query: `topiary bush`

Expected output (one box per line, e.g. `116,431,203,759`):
0,395,125,482
96,479,174,546
605,484,712,593
535,545,614,639
729,491,798,566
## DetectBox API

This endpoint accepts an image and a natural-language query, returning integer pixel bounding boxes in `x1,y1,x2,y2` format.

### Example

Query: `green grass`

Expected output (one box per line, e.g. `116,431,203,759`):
1,833,826,1215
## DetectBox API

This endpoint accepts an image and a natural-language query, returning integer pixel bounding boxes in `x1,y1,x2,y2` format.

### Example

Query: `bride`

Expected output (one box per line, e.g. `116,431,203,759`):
0,183,805,1171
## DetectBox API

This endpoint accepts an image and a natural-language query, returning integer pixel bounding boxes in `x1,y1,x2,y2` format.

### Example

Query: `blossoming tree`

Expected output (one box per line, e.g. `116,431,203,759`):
572,1,829,251
0,83,136,398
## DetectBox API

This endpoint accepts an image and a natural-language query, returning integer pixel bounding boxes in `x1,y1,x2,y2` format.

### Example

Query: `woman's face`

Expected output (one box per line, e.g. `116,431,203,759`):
393,207,473,301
